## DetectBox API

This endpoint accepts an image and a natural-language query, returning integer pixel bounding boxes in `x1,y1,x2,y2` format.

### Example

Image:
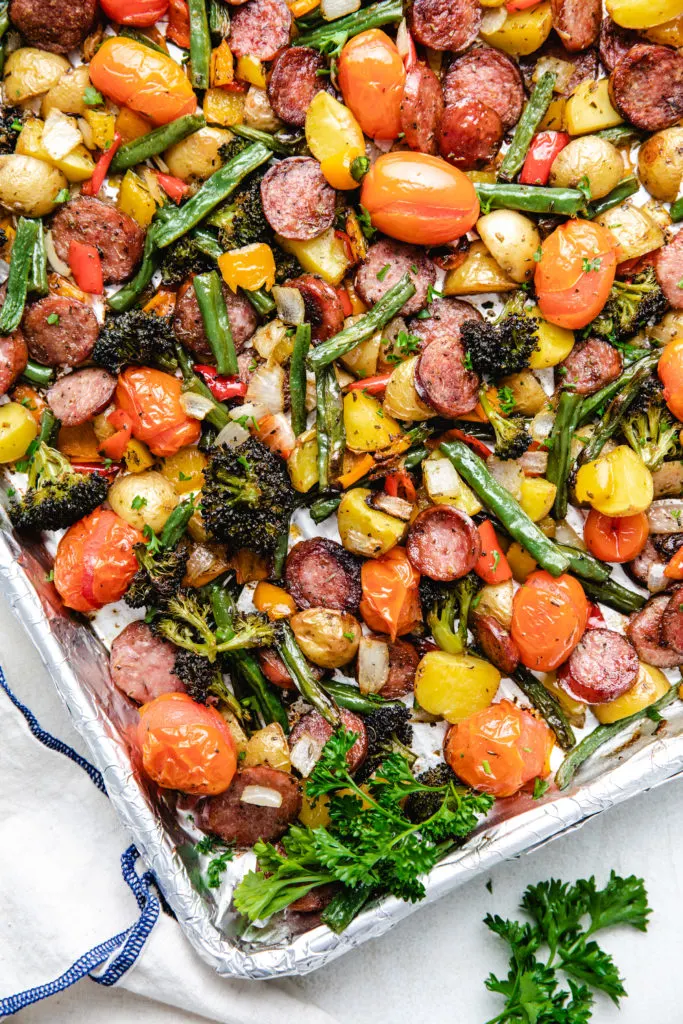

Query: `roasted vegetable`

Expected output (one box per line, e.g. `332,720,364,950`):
354,703,414,785
461,292,540,380
154,588,276,661
9,443,107,533
420,573,483,657
587,267,667,345
92,311,178,375
621,377,680,471
478,388,531,462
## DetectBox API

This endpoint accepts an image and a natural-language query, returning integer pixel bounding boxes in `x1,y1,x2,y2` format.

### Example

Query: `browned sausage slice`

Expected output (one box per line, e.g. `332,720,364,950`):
110,621,186,704
199,766,302,847
661,586,683,654
23,297,100,367
354,240,436,317
438,100,504,170
626,539,673,594
410,0,482,53
51,197,145,284
286,538,362,612
260,157,335,241
288,883,338,914
46,368,117,427
409,296,482,350
473,614,520,676
379,639,420,699
626,595,683,668
610,44,683,131
289,709,368,773
173,282,258,359
565,628,639,703
9,0,96,53
415,333,481,417
443,48,524,132
519,38,598,96
268,47,329,127
0,327,27,397
599,17,642,72
656,231,683,310
257,648,324,689
407,506,482,581
400,64,444,155
551,0,601,52
558,337,622,395
287,274,345,342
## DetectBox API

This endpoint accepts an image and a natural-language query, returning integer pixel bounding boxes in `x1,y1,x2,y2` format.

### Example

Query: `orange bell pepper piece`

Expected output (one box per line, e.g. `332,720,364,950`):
474,520,512,585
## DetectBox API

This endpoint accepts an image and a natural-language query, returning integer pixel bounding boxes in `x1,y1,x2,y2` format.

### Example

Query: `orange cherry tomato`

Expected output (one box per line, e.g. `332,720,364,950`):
89,38,197,126
534,220,618,330
359,546,421,640
100,0,169,25
137,692,237,795
525,570,589,633
658,337,683,421
338,30,405,141
54,508,142,613
665,546,683,579
360,152,480,246
511,572,584,671
583,509,649,563
444,699,554,798
116,367,201,457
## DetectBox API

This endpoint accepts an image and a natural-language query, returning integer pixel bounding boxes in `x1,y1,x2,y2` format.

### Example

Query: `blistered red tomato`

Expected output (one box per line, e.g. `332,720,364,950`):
137,693,237,795
535,220,618,330
116,366,201,457
338,29,405,141
100,0,169,26
359,546,421,640
89,38,196,125
53,508,142,613
511,572,586,671
583,509,649,563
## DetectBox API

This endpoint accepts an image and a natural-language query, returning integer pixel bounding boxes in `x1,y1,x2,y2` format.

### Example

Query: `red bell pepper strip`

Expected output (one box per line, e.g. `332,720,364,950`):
98,409,134,461
194,365,248,401
334,229,354,264
346,370,393,395
336,284,353,318
396,20,417,68
586,602,606,629
68,241,104,295
166,0,190,47
519,131,570,186
385,470,417,504
506,0,542,10
156,171,189,203
448,428,491,460
70,461,120,479
474,520,512,585
81,132,123,197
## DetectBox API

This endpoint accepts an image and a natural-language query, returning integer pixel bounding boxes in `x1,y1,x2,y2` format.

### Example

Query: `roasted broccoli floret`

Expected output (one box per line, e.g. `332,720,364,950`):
461,291,540,380
478,387,531,461
124,543,188,608
173,648,247,720
9,444,107,533
272,243,303,284
159,234,214,288
589,266,668,344
219,136,252,163
354,704,414,785
0,107,23,155
154,589,276,661
92,311,178,375
201,436,296,556
621,377,680,471
420,572,483,656
210,175,271,249
404,764,460,824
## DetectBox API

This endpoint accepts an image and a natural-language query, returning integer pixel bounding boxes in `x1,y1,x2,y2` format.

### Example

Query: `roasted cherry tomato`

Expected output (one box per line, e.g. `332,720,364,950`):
54,508,142,613
89,38,197,125
100,0,169,26
526,571,589,632
534,220,618,330
658,337,683,421
359,545,421,640
116,367,201,458
338,29,405,141
583,509,649,563
361,152,480,246
137,692,237,795
511,571,585,671
444,699,554,798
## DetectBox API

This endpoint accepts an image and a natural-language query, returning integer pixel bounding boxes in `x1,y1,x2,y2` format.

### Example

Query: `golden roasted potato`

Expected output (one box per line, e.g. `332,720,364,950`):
41,65,91,117
4,48,69,102
476,210,541,284
638,128,683,201
108,471,179,533
550,136,624,199
337,486,407,557
164,126,233,182
0,154,67,216
290,608,361,668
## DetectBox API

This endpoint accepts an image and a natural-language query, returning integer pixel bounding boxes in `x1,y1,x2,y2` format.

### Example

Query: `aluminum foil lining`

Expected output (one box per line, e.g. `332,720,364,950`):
3,514,683,979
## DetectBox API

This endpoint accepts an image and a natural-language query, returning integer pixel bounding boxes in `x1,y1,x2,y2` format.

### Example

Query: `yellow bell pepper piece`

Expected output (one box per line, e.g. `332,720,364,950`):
253,582,297,619
218,243,276,292
236,54,267,89
594,662,670,723
305,92,366,190
519,477,557,522
124,439,155,473
204,88,246,126
529,306,575,368
288,0,319,15
114,107,153,144
83,109,116,151
506,541,538,582
117,169,157,227
277,228,350,286
211,41,235,88
575,445,654,517
345,279,368,314
540,96,566,132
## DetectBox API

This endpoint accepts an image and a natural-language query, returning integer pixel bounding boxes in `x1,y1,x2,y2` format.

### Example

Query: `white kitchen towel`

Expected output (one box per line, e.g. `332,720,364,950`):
0,661,339,1024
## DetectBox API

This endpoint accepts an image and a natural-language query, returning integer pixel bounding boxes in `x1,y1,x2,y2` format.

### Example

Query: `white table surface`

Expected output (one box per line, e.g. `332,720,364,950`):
3,595,682,1024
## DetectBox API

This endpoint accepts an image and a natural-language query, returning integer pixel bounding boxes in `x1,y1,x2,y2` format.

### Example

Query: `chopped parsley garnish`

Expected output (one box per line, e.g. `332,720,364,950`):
376,263,391,282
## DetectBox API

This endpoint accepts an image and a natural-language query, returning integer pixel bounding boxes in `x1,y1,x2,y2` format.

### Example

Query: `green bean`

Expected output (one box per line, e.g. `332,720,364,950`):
36,408,58,446
245,286,276,316
160,498,196,549
402,444,430,471
555,544,611,584
578,351,659,425
191,226,224,259
578,362,652,466
513,665,576,751
108,230,159,313
111,114,206,173
29,222,48,297
278,622,340,726
577,576,646,616
0,218,38,335
309,274,416,372
322,678,402,715
229,124,306,156
546,390,583,521
193,271,238,375
498,72,556,183
476,183,586,216
440,440,571,576
315,365,345,488
209,0,230,38
290,323,311,437
322,886,373,934
0,2,8,36
587,176,638,219
188,0,211,89
309,494,341,523
21,359,54,388
119,26,168,53
671,197,683,223
596,125,643,146
556,685,679,790
297,0,402,50
272,518,291,581
175,343,231,429
151,142,271,249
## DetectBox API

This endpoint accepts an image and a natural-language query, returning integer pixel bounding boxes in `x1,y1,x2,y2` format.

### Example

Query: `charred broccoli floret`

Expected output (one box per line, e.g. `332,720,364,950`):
201,436,296,556
159,234,214,288
9,444,107,533
173,648,247,720
210,175,271,249
92,311,178,375
461,291,540,380
219,136,252,163
124,543,188,608
154,589,276,662
621,377,680,471
404,764,460,824
354,704,414,785
420,572,483,656
273,244,303,284
478,387,531,461
0,107,23,155
589,266,668,344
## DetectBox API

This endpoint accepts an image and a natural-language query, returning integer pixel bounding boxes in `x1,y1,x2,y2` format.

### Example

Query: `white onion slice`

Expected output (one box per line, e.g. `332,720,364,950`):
530,409,555,444
246,362,286,415
554,518,586,551
252,319,288,362
215,419,250,447
358,636,390,695
289,735,323,778
42,110,82,160
45,230,72,277
240,785,283,808
647,500,683,534
487,456,523,502
481,6,507,34
321,0,359,21
534,56,575,93
77,116,94,150
273,286,305,326
368,492,414,521
180,392,215,420
519,450,548,477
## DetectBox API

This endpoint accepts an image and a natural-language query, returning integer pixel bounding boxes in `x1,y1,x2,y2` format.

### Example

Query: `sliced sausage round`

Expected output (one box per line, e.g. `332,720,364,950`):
286,538,362,613
473,614,520,676
599,17,642,73
268,47,328,127
661,586,683,654
656,230,683,310
565,628,639,703
173,281,257,360
379,639,420,699
288,882,338,915
415,333,481,417
443,48,524,132
400,63,444,155
519,37,598,96
46,368,117,427
626,595,683,668
289,709,367,773
229,0,292,59
626,539,672,594
287,274,345,342
354,240,436,317
551,0,601,52
260,157,335,241
408,295,482,349
406,506,482,581
610,44,683,132
0,327,27,397
51,197,145,284
438,100,504,170
110,621,186,705
410,0,482,53
199,766,302,847
257,647,323,690
558,337,623,395
22,296,99,367
9,0,96,53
